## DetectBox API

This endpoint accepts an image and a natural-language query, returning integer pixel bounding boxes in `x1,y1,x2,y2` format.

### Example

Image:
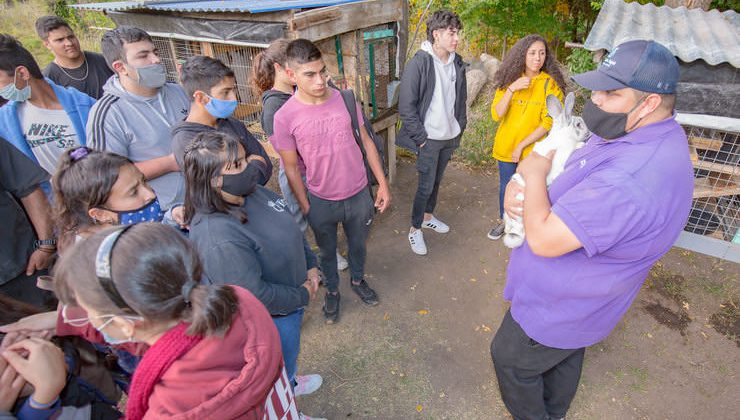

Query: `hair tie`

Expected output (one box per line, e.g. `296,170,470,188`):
181,280,197,305
70,147,89,162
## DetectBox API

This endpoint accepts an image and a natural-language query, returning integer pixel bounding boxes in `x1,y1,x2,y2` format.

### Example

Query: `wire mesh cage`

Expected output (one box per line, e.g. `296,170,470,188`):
149,36,264,127
684,124,740,243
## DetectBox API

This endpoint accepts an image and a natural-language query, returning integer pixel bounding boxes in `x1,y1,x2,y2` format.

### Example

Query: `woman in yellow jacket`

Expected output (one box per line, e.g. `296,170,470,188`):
487,34,567,240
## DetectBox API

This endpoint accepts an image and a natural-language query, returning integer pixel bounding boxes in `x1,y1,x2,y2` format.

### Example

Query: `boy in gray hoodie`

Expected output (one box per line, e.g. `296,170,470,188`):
397,10,467,256
86,26,189,211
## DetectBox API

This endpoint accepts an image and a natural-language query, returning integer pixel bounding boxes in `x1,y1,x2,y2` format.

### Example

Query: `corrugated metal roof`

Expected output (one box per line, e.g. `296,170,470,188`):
72,0,364,14
584,0,740,67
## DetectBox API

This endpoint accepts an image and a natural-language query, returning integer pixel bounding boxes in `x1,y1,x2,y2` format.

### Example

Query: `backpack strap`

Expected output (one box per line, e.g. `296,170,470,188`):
340,89,368,159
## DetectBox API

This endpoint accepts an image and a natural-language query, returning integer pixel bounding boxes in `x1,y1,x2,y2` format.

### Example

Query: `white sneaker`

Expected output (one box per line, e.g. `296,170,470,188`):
336,252,348,271
299,413,327,420
422,215,450,233
294,374,322,396
408,228,428,255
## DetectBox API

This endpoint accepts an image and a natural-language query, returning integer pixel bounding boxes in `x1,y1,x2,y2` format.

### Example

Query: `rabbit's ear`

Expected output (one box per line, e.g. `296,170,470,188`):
546,94,562,120
564,92,575,120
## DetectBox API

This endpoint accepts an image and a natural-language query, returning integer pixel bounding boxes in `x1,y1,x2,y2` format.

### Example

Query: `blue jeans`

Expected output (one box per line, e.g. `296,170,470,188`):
497,160,518,218
273,308,305,387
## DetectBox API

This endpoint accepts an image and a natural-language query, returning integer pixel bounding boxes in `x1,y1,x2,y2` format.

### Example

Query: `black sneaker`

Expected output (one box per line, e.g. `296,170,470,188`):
323,292,340,324
487,222,505,240
351,279,379,306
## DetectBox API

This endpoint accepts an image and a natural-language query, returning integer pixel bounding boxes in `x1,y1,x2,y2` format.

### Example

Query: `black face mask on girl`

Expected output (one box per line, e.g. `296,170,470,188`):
582,96,647,140
221,168,256,197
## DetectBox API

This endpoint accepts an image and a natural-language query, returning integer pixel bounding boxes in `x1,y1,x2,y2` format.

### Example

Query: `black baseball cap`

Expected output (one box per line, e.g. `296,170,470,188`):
572,40,679,94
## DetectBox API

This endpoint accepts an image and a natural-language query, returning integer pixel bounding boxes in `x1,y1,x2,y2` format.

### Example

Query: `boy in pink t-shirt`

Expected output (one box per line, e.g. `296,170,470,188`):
270,39,390,324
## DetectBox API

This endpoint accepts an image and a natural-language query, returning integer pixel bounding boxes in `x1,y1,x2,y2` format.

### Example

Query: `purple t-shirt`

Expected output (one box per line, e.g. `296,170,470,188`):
270,90,368,201
505,116,693,349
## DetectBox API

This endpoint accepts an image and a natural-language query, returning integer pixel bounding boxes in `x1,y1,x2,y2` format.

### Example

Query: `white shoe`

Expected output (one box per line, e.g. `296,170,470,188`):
408,228,428,255
294,374,322,396
336,252,348,271
422,215,450,233
299,413,327,420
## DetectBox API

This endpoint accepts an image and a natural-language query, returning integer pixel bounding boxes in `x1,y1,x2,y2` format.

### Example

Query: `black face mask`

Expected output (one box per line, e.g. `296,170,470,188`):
582,97,646,140
221,168,256,197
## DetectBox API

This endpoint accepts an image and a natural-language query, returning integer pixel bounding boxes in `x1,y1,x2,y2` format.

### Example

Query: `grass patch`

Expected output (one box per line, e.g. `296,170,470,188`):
0,0,110,68
457,85,497,167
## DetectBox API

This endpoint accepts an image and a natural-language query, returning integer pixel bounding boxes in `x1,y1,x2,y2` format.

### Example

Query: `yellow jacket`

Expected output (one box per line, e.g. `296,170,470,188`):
490,72,563,162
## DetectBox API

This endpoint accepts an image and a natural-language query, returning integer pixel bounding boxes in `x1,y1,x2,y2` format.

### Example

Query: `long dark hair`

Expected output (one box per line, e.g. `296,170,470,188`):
53,223,238,336
183,131,247,224
493,34,567,92
52,147,133,237
250,38,290,96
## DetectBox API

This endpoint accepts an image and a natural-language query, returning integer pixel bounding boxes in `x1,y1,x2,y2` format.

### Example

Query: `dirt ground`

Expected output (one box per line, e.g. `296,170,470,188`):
293,157,739,420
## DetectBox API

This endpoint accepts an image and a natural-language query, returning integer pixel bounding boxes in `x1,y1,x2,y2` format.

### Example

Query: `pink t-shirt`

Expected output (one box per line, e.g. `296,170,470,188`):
270,89,368,201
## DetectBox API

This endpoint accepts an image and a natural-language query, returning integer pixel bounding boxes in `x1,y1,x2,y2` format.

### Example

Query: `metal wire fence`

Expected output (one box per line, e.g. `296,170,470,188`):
685,124,740,243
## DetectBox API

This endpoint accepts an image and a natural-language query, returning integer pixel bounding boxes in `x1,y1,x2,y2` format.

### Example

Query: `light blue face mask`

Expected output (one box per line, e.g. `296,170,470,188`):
205,94,238,119
0,70,31,102
95,316,142,345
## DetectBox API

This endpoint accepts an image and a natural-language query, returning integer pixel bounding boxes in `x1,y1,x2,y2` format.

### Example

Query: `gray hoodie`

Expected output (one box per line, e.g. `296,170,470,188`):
419,41,461,141
86,76,190,209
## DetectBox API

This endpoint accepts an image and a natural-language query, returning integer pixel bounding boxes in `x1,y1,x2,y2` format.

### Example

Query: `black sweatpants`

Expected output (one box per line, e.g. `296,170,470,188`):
490,310,585,420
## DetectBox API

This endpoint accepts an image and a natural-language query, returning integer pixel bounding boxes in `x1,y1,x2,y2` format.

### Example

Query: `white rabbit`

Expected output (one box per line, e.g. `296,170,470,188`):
503,92,590,249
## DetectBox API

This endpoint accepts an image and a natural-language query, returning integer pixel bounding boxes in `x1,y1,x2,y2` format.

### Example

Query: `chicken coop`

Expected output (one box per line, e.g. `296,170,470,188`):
582,0,740,262
73,0,409,182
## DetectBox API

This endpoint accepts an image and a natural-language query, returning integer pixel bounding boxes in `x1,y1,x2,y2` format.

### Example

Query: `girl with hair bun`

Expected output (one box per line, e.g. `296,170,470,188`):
51,223,294,419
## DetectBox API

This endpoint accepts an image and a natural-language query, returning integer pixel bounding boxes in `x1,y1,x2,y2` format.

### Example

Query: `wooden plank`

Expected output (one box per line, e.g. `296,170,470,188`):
694,160,740,176
355,30,371,118
290,9,341,31
689,136,723,152
693,177,740,199
292,0,402,42
387,123,396,184
200,41,214,57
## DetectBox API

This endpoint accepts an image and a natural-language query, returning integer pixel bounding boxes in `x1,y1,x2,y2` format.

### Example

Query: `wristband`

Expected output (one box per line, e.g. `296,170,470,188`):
37,247,56,254
29,395,60,409
34,238,57,249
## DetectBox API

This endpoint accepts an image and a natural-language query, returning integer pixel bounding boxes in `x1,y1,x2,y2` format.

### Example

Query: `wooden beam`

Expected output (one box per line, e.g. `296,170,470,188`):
689,136,723,152
693,177,740,199
292,0,403,42
694,160,739,176
397,0,409,76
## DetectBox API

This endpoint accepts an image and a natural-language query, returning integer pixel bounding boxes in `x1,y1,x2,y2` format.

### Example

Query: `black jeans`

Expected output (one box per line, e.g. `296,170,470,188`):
411,138,456,229
307,188,375,292
491,310,585,420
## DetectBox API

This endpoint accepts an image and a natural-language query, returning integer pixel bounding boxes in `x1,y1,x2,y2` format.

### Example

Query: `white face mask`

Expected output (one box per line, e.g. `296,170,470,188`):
0,70,31,102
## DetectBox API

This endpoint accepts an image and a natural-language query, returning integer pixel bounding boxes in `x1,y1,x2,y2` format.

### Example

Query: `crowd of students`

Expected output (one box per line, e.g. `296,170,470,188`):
0,8,694,420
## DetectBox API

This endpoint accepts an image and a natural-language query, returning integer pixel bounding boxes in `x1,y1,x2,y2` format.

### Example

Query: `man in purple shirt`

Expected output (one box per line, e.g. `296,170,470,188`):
490,40,693,420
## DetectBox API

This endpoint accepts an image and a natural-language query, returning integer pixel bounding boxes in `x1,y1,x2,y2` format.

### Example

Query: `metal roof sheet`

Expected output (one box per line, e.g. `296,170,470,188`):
583,0,740,67
72,0,364,14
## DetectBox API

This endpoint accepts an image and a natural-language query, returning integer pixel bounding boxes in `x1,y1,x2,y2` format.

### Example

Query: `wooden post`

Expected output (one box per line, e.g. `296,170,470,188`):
387,124,396,184
355,30,371,117
397,0,409,76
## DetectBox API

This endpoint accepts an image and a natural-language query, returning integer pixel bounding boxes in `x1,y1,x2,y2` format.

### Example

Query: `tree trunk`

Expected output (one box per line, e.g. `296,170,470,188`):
664,0,712,10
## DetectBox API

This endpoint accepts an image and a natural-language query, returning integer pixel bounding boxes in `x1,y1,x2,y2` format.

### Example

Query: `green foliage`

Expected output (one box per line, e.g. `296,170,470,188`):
566,47,596,74
457,98,497,167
